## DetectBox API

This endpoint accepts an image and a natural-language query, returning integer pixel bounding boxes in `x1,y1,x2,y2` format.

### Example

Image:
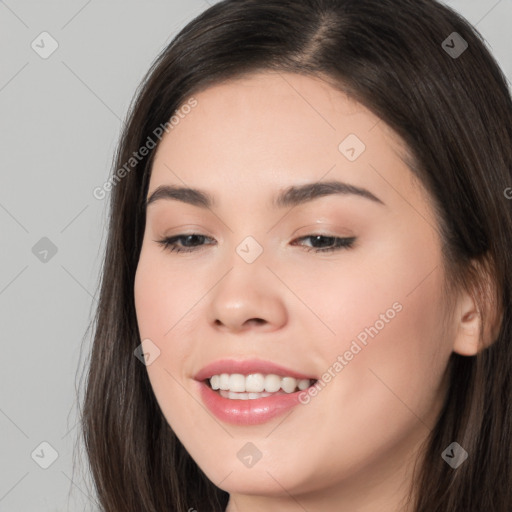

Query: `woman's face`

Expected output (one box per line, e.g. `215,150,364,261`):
134,72,457,506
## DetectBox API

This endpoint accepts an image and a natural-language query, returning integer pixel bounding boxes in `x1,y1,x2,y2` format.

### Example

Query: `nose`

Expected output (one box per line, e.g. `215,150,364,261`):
207,261,288,334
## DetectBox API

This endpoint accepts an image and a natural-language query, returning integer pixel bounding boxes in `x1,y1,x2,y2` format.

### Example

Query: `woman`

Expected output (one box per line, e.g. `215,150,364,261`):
79,0,512,510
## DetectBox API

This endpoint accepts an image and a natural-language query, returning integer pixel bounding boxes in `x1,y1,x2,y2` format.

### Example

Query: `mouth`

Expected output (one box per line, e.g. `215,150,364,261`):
194,359,319,425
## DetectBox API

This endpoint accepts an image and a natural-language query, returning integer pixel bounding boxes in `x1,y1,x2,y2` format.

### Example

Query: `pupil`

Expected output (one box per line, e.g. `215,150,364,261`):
185,235,202,246
314,235,331,247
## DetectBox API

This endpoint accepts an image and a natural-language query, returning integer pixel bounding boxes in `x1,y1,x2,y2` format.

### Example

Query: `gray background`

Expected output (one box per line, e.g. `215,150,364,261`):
0,1,510,510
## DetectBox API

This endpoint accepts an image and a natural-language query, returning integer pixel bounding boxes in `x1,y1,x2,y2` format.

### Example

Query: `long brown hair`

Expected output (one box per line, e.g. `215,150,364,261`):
75,0,512,510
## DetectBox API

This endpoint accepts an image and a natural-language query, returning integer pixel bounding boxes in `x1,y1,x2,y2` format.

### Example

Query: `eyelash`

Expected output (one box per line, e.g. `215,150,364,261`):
155,234,356,254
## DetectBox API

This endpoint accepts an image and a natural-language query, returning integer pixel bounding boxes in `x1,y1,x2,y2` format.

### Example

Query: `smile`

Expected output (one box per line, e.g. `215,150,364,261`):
195,359,318,425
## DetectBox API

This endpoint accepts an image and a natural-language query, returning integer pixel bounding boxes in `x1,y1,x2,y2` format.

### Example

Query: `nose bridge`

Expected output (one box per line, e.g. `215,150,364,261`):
220,198,275,264
234,234,266,265
221,231,272,294
207,229,288,332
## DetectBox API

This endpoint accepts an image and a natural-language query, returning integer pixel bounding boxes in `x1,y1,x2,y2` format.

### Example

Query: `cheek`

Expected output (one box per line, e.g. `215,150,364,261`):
134,250,197,386
134,247,202,343
134,257,173,336
133,248,212,416
309,231,453,437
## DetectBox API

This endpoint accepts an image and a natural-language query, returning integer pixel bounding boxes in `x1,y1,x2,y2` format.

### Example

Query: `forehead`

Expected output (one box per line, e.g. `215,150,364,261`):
148,71,416,210
189,71,367,119
158,71,388,150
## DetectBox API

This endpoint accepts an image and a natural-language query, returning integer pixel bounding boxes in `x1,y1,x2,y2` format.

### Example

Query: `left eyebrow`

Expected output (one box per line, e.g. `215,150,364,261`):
145,180,385,209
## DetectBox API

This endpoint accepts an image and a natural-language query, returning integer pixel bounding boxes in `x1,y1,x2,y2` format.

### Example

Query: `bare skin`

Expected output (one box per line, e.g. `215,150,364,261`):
134,72,486,511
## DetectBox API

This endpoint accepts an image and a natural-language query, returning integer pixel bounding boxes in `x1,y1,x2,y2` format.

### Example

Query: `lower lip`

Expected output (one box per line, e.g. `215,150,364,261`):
197,381,305,425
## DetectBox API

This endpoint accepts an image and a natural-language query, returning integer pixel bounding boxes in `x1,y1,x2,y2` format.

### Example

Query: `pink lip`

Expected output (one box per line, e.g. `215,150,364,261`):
198,382,308,425
194,358,316,381
194,358,317,425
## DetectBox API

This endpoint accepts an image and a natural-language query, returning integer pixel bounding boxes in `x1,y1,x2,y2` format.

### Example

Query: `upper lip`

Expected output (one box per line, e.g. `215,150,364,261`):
194,358,317,381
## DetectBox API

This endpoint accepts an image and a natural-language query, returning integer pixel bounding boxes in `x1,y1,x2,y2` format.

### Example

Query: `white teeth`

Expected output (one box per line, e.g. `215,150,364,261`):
219,373,230,390
281,377,297,393
210,375,220,390
248,392,265,399
208,373,315,394
246,373,265,392
298,378,310,390
219,390,273,400
229,374,245,392
264,374,282,392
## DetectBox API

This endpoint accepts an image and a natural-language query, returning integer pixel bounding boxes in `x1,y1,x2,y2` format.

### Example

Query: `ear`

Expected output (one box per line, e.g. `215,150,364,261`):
452,263,502,356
